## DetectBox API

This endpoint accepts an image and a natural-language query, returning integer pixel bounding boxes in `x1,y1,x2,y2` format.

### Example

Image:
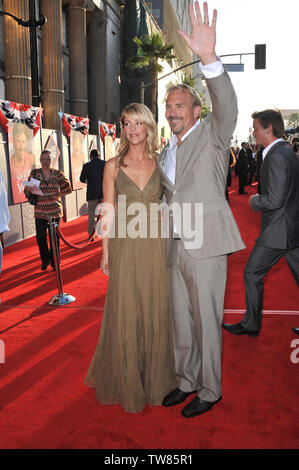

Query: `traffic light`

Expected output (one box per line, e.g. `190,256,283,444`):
255,44,266,69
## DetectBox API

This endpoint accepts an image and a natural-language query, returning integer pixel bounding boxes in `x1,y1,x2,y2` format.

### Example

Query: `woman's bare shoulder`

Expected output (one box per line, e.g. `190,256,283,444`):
104,157,119,181
105,157,118,170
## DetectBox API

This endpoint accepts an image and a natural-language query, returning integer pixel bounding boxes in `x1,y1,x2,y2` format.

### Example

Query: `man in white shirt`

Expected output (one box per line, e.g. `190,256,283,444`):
223,109,299,337
158,1,244,418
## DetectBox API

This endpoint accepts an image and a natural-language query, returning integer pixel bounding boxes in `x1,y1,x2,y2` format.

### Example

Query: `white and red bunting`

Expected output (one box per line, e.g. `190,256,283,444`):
99,121,116,142
0,100,43,136
59,110,89,138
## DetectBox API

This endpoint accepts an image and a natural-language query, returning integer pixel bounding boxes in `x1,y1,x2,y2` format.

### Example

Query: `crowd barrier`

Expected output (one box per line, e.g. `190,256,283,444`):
48,216,100,306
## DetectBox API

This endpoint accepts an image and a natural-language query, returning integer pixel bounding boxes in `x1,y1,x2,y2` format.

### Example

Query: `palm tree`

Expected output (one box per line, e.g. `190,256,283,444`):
182,73,196,88
199,98,210,120
126,32,176,120
181,74,210,119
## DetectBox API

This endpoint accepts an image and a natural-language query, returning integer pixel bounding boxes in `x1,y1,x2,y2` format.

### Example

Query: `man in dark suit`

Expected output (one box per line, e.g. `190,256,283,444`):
237,142,249,194
255,145,264,194
223,109,299,336
80,149,105,237
246,144,256,185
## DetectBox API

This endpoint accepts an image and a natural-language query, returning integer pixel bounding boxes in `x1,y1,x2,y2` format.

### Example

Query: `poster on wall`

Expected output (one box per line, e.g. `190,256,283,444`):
99,121,117,161
8,122,35,204
103,135,115,160
88,135,100,158
45,133,60,170
70,129,87,190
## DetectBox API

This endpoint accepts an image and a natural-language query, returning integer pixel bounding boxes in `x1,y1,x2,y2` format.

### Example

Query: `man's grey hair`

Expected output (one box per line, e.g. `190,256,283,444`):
165,83,203,109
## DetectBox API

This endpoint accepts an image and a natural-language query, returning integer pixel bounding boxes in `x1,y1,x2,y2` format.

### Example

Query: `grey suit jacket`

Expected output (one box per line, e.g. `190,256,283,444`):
158,70,245,265
250,141,299,249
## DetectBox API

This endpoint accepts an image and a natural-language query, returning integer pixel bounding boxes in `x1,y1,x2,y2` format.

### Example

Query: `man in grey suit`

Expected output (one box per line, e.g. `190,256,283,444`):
158,1,245,418
223,109,299,337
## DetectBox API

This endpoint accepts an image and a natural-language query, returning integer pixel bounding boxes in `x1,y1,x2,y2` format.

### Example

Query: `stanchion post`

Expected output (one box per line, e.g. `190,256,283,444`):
50,217,63,294
48,218,76,305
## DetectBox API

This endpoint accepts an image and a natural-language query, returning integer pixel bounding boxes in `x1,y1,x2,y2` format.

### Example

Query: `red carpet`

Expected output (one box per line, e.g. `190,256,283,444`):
0,176,299,450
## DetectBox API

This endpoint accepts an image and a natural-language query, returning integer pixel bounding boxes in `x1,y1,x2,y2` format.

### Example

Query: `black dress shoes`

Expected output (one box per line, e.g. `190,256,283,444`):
41,263,48,271
222,322,259,337
181,396,221,418
162,388,195,407
239,191,248,194
292,327,299,335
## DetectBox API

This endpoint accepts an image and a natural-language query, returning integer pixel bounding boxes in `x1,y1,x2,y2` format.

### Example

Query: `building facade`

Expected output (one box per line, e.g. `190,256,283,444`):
0,0,195,245
0,0,125,245
0,0,122,132
144,0,210,108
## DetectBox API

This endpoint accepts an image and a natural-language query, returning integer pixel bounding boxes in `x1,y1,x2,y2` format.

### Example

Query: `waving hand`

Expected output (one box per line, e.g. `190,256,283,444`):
178,1,217,65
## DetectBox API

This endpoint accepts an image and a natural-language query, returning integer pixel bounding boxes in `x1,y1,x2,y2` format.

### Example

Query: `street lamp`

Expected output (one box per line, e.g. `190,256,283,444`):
0,0,47,107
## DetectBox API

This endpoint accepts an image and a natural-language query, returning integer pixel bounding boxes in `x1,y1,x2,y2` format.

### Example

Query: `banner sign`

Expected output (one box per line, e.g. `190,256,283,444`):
70,129,87,190
45,133,60,170
0,100,42,136
99,121,116,142
59,110,89,138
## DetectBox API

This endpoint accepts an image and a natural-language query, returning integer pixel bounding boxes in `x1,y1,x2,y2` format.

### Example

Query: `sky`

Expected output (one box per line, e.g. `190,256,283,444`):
198,0,299,143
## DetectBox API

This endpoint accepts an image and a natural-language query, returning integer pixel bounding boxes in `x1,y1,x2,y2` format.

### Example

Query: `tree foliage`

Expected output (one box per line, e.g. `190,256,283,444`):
126,32,176,119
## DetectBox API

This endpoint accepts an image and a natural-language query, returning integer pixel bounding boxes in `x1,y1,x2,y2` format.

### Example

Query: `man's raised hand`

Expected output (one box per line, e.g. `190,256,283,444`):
178,1,217,65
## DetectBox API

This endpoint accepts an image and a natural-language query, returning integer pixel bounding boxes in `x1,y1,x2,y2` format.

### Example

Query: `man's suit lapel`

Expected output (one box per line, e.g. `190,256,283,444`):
175,124,207,186
158,122,207,190
158,144,174,191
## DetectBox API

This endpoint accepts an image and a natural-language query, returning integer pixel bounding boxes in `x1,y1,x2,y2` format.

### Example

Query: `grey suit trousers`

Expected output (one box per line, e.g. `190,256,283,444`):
168,240,227,402
241,244,299,331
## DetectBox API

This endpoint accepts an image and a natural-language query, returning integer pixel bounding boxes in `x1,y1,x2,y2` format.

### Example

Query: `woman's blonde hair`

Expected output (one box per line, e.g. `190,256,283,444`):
116,103,159,167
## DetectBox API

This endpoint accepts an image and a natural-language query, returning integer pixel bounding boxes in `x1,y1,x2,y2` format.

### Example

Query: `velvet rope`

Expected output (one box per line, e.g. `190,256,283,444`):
55,215,101,249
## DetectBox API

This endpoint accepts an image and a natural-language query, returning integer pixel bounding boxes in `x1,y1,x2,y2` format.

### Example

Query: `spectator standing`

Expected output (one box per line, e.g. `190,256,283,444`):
247,144,256,185
238,142,249,194
24,150,72,271
80,149,105,238
255,145,264,194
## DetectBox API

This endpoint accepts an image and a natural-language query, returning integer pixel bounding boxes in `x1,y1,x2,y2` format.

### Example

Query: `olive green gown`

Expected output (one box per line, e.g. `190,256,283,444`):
84,167,176,413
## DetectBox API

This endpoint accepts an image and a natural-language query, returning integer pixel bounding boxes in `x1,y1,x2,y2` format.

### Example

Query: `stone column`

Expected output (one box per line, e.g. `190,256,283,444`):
68,0,89,117
40,0,64,130
3,0,31,104
87,7,105,134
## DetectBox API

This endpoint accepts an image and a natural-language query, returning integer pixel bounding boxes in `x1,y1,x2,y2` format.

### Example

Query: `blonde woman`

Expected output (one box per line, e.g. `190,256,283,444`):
84,103,175,413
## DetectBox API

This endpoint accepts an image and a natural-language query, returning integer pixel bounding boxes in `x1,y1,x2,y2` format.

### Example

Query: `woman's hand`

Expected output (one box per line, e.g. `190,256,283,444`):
24,184,38,194
100,251,109,276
